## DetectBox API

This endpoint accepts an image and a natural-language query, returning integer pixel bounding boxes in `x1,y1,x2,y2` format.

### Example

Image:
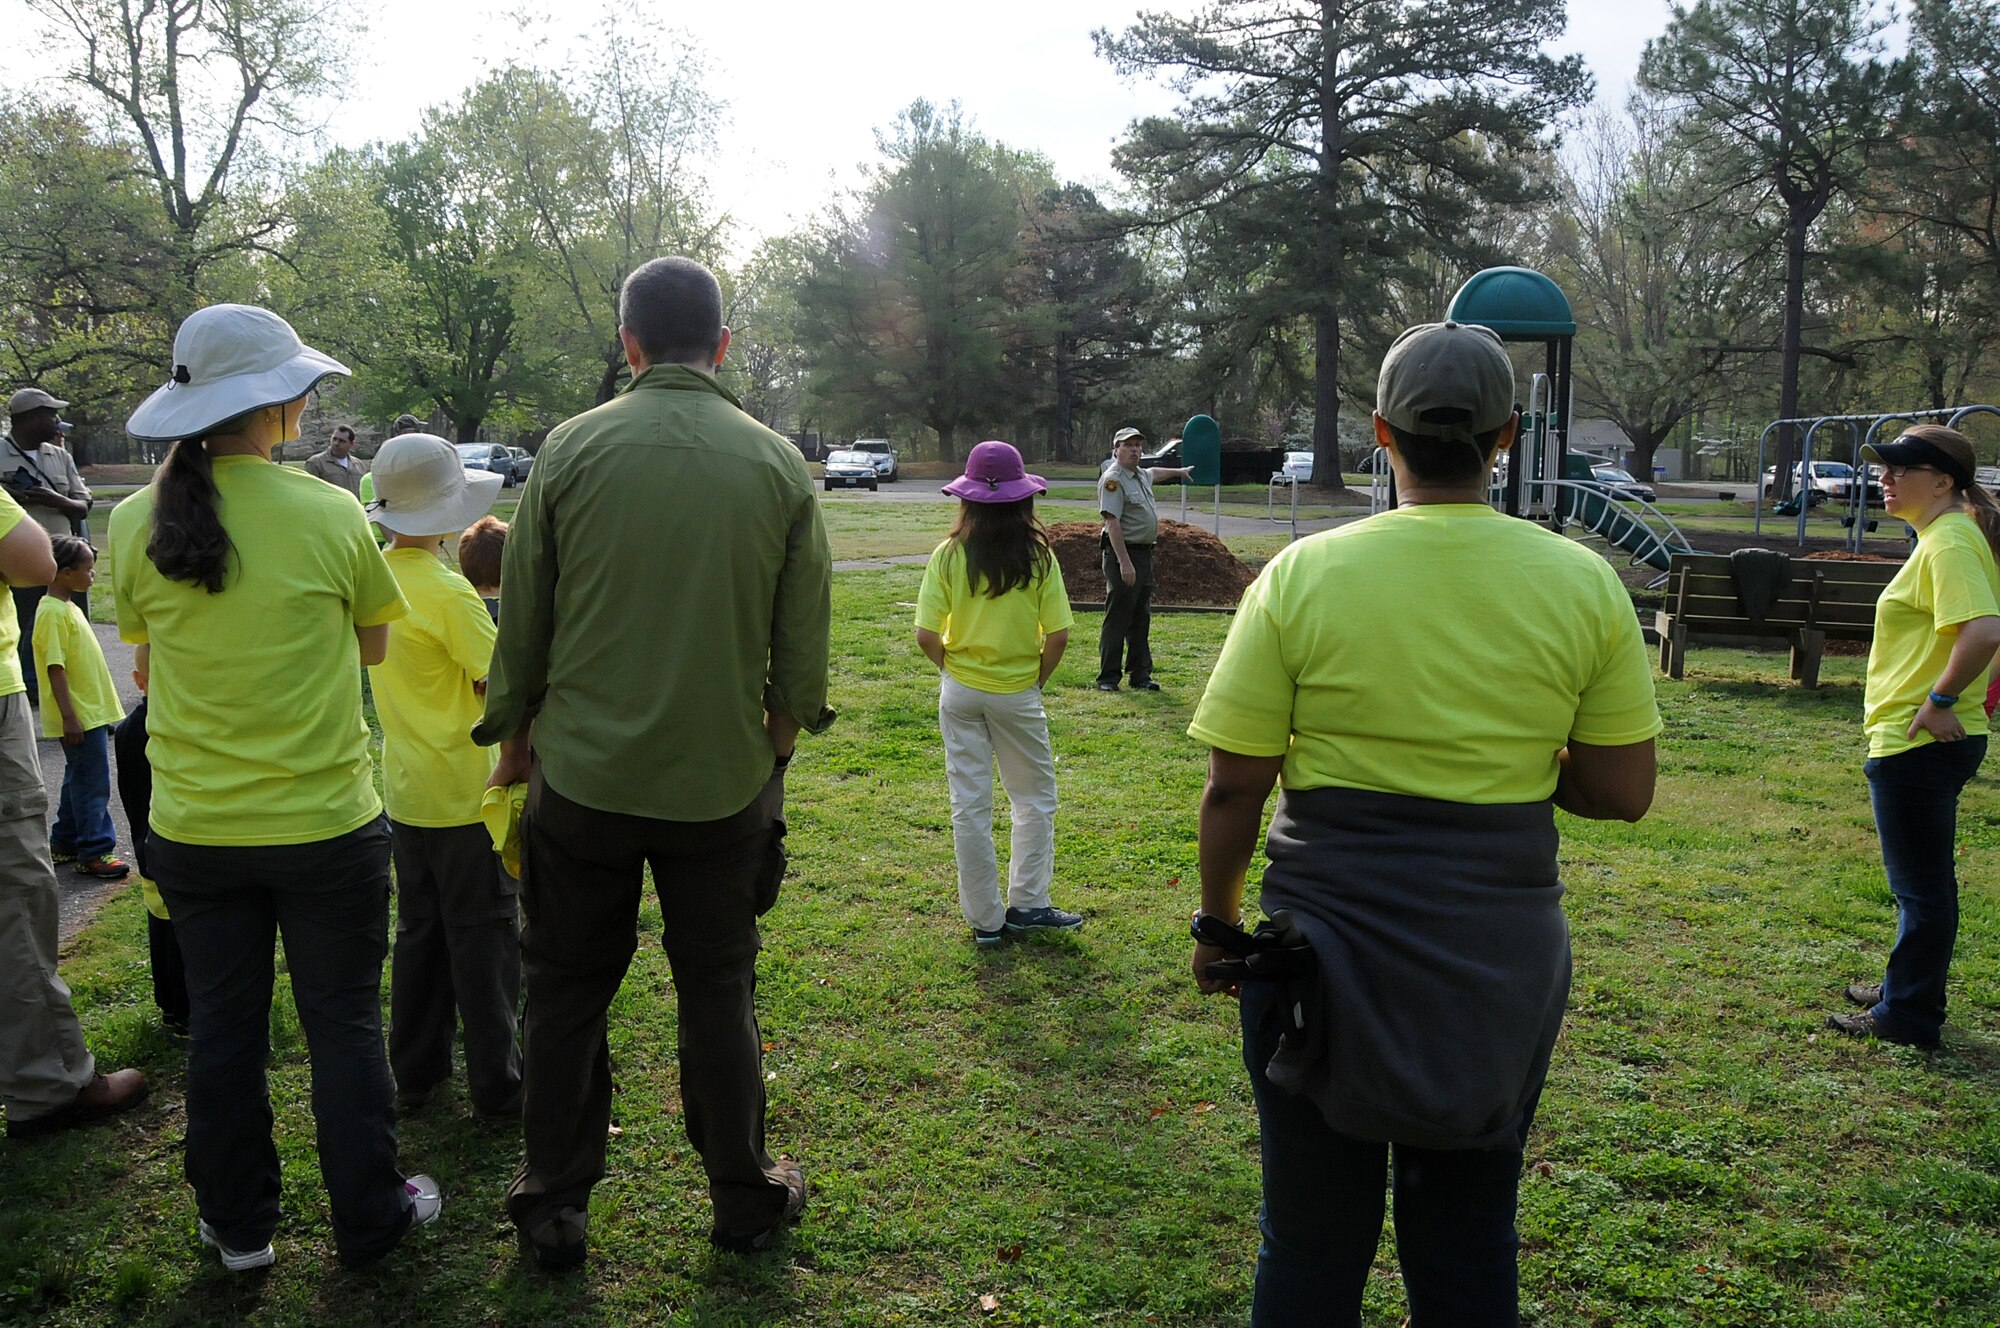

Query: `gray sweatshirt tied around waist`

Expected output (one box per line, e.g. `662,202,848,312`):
1256,784,1571,1151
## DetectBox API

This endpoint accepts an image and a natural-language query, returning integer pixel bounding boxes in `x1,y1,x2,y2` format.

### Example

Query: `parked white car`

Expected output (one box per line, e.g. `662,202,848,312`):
851,439,899,483
1762,460,1881,503
1279,450,1313,483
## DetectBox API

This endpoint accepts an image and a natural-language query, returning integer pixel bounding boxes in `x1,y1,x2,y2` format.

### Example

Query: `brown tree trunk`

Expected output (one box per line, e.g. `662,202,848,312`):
1774,205,1809,500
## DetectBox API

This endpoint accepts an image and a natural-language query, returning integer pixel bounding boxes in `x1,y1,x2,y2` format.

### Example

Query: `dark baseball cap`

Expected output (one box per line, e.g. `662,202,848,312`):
1376,321,1516,445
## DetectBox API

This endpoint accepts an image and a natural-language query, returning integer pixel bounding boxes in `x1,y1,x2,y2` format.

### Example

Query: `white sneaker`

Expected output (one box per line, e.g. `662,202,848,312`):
404,1174,443,1229
198,1219,275,1272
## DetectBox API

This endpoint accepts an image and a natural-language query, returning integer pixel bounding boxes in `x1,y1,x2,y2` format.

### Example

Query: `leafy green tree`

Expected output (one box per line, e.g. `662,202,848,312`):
451,30,725,408
1537,100,1770,477
0,100,173,459
372,134,536,443
25,0,351,324
793,101,1026,462
724,237,813,435
1640,0,1908,496
1014,186,1158,461
1096,0,1590,484
1847,0,2000,409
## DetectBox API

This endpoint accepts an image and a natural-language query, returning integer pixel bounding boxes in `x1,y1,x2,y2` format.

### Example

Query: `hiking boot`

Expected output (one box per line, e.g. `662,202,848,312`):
75,855,131,880
199,1220,275,1272
710,1160,806,1254
520,1205,588,1272
1005,905,1084,934
1843,982,1882,1008
1825,1010,1938,1049
5,1069,149,1139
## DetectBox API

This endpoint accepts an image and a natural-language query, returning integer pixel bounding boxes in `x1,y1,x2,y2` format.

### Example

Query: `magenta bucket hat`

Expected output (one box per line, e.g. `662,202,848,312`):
942,440,1047,503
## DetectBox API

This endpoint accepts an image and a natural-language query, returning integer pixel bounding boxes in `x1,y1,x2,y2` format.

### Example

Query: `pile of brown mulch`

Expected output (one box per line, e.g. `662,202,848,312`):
1049,519,1258,607
1801,549,1904,562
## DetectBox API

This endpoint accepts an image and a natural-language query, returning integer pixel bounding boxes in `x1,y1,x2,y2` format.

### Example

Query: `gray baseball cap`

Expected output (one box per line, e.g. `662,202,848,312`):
1376,321,1515,444
7,387,68,416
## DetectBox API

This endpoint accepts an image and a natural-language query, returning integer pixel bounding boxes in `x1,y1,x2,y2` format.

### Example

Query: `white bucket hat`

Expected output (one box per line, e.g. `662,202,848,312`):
366,434,503,536
126,304,349,442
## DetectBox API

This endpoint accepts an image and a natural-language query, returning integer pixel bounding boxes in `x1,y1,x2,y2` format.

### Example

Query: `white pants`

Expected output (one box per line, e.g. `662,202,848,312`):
938,675,1057,932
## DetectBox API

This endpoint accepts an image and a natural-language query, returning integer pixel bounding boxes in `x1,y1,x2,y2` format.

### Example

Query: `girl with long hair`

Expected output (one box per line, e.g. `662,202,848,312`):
913,441,1080,944
1831,423,2000,1048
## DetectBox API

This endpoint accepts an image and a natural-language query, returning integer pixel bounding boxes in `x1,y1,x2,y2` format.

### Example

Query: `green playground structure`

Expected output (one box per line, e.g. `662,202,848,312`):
1364,266,1698,575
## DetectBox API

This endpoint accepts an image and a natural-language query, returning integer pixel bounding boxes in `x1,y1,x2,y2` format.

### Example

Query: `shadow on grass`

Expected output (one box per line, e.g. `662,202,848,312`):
968,934,1142,1090
1933,1029,2000,1086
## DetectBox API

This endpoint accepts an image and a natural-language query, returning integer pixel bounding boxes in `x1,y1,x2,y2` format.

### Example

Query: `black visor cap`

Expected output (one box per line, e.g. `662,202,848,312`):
1863,436,1973,489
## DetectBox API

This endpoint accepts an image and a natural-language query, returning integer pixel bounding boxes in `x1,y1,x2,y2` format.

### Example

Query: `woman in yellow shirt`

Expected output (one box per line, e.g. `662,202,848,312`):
109,304,439,1272
1831,425,2000,1049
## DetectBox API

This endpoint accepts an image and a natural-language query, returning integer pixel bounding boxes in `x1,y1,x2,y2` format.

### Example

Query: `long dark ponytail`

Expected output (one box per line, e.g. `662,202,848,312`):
948,497,1053,599
147,435,235,593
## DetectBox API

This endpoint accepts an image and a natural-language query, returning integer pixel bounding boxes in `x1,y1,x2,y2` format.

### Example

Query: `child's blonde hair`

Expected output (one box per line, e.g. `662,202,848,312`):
458,516,507,590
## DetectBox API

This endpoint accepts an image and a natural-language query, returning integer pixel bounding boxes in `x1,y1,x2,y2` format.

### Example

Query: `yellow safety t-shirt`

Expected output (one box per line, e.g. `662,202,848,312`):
1865,510,2000,758
370,547,498,827
1190,504,1662,803
0,491,28,698
109,455,407,845
915,539,1074,695
33,596,124,737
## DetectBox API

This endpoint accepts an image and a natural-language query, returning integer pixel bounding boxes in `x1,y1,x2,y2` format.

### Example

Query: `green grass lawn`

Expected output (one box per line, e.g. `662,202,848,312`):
15,516,2000,1325
23,492,2000,1320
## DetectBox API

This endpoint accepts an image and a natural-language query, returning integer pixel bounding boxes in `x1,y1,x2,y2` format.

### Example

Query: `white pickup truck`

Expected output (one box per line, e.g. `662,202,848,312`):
1762,460,1881,504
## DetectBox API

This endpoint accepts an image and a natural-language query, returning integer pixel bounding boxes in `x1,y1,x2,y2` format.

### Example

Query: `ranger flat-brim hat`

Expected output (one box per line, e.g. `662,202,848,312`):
127,304,349,443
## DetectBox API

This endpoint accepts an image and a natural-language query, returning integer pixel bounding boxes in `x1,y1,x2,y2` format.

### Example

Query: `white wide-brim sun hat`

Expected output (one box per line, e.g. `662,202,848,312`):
127,304,350,443
366,434,504,536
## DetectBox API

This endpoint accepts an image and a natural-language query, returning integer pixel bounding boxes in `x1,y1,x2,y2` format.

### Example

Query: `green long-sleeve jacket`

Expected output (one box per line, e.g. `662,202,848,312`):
473,363,834,821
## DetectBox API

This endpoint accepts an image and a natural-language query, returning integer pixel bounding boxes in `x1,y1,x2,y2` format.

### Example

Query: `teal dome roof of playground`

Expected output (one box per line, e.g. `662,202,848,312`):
1446,266,1575,339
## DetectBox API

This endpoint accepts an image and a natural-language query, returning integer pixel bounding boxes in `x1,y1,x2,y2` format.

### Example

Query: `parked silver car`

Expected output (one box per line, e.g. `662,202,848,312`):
823,450,880,492
456,441,517,487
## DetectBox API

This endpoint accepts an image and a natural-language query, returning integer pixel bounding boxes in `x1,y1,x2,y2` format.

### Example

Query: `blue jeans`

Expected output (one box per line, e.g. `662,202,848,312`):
51,725,114,860
149,817,412,1259
1240,981,1531,1327
1865,736,1987,1045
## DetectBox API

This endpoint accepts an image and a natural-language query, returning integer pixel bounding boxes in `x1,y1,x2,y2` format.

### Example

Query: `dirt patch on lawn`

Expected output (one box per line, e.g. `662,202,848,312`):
1048,519,1258,608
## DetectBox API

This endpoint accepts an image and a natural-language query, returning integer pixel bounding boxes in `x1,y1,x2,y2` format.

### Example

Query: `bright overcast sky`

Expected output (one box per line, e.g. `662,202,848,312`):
2,0,1676,258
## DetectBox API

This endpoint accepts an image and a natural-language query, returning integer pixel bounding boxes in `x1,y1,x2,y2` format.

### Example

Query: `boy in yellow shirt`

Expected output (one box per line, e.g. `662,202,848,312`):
364,435,518,1117
33,536,128,880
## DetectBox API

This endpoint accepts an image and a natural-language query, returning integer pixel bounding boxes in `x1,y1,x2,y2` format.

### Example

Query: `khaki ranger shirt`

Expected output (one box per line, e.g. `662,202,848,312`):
1,438,89,537
302,449,363,497
1099,461,1159,546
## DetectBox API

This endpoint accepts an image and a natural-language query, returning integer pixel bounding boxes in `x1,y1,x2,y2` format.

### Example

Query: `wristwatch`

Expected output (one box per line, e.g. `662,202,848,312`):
1929,690,1959,709
1190,909,1244,945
